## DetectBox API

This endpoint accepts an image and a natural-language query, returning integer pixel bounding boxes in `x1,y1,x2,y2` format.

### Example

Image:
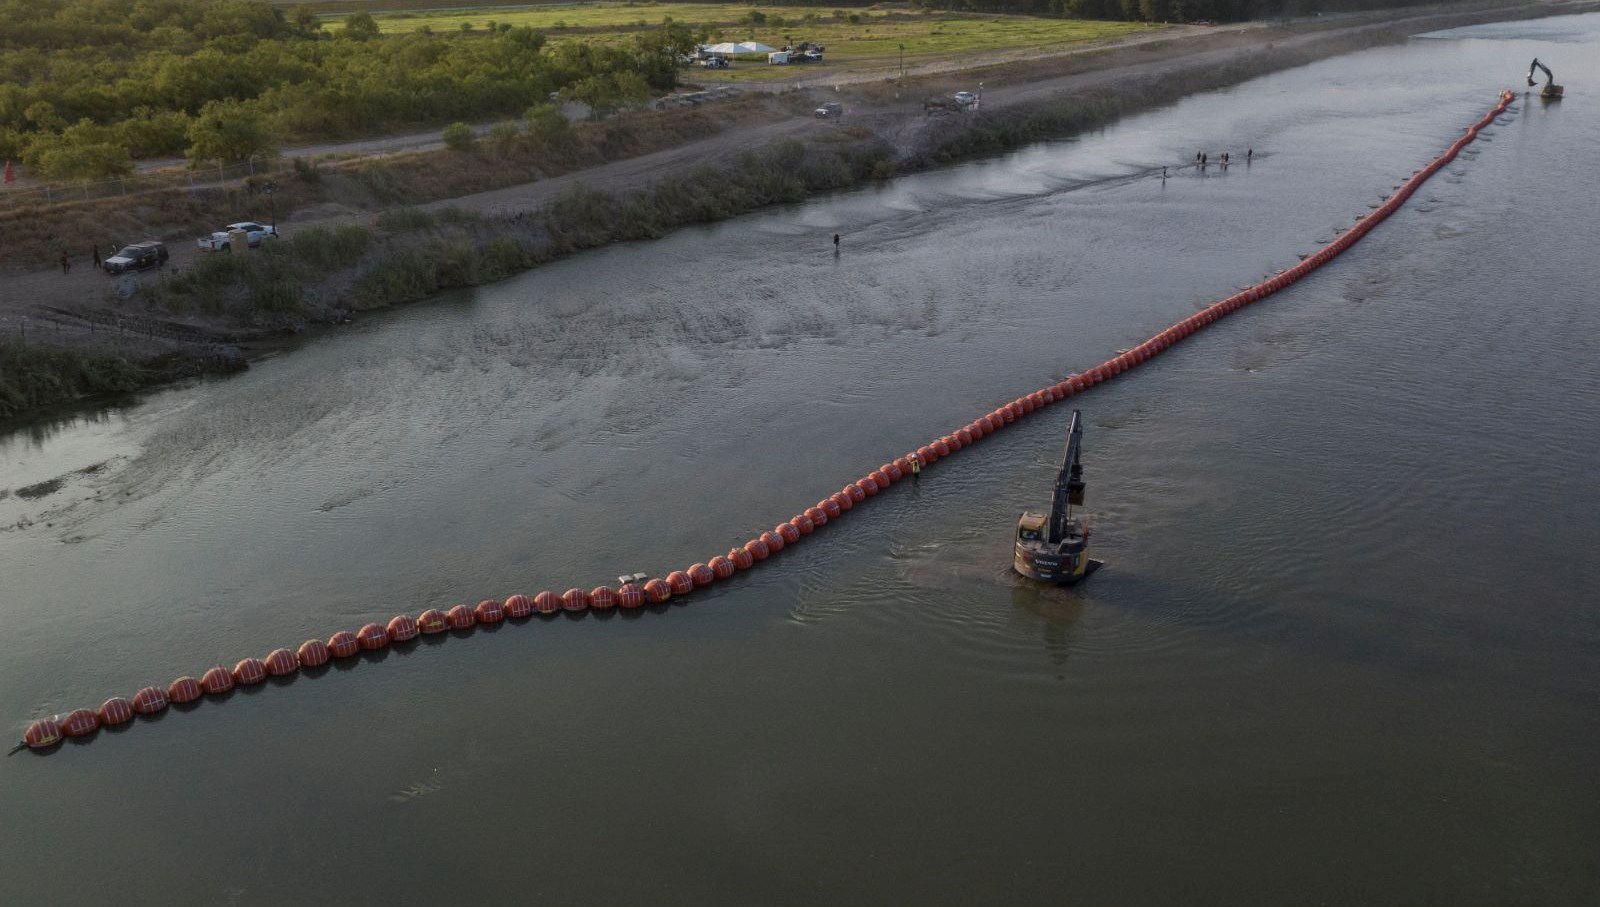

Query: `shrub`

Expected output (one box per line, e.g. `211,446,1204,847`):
442,122,477,152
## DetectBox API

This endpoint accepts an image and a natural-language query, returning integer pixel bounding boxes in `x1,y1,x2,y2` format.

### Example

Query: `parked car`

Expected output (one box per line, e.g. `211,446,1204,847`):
197,221,277,252
815,102,844,119
953,91,978,106
102,241,168,274
701,56,729,69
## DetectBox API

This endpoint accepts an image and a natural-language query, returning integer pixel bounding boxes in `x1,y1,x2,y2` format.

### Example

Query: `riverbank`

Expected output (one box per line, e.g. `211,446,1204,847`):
1,0,1592,427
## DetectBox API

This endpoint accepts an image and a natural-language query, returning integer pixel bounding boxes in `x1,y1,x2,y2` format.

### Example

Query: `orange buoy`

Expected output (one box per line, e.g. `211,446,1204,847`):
356,623,389,650
61,708,99,738
24,717,62,749
1018,396,1035,415
932,439,952,459
644,578,672,603
448,603,478,625
618,583,645,608
884,461,904,481
264,648,298,676
760,530,785,553
201,665,235,693
871,469,892,488
98,697,134,727
168,676,203,703
328,631,360,659
794,513,816,535
233,658,268,685
534,591,560,614
842,483,865,503
559,589,589,612
710,555,736,578
667,571,694,595
417,609,448,633
830,492,852,512
894,455,914,474
745,538,772,561
475,598,506,623
504,594,534,619
915,445,936,466
956,427,975,447
804,506,829,527
296,640,329,668
132,686,168,714
689,563,716,586
589,587,618,609
729,546,755,570
387,614,420,642
859,476,880,497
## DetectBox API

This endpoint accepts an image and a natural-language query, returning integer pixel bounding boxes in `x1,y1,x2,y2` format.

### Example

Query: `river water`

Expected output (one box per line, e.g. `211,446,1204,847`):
3,15,1597,906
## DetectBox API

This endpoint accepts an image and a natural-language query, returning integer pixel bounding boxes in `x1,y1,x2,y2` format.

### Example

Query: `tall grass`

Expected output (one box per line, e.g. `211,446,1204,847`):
0,341,146,420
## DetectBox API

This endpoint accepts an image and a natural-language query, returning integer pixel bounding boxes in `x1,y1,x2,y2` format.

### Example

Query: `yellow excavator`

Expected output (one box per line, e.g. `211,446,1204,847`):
1528,58,1563,100
1013,409,1103,584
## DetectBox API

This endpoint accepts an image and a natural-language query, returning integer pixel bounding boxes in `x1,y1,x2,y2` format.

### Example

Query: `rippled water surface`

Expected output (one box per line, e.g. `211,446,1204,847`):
4,16,1598,906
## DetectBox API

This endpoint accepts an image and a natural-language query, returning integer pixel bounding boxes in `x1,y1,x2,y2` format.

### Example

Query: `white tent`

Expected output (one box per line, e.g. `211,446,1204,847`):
704,41,776,55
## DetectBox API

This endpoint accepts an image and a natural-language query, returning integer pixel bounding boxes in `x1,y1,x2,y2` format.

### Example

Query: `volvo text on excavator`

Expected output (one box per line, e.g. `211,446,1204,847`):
1013,410,1104,584
1528,58,1563,100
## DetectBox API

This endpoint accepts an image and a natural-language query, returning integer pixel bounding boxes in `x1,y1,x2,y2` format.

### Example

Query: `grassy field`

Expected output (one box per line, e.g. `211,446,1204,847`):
364,4,1156,81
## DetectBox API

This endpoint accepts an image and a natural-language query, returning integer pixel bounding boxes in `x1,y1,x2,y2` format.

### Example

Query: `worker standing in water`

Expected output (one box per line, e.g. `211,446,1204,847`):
909,452,922,483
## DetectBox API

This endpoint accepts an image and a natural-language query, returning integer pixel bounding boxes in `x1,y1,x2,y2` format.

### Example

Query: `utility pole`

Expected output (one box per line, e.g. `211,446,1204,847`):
262,180,279,231
899,43,904,79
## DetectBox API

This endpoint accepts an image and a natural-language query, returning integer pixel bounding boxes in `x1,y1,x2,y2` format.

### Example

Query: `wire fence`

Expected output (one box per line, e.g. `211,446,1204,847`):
0,158,290,212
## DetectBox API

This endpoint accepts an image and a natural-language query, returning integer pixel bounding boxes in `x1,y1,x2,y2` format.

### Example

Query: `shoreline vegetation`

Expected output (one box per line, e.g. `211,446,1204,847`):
0,1,1586,426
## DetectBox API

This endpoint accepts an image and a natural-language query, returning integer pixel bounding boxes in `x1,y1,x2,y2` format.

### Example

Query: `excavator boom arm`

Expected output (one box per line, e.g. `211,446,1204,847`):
1047,410,1086,543
1528,57,1554,87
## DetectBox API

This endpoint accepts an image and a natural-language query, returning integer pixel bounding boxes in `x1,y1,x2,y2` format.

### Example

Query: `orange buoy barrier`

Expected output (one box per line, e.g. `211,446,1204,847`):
61,709,98,738
296,640,329,668
327,631,360,659
168,676,202,703
475,598,507,623
233,658,267,686
20,92,1515,753
201,666,234,694
505,594,534,618
356,623,388,650
98,698,134,727
264,649,298,677
388,614,421,641
24,717,62,749
132,686,168,714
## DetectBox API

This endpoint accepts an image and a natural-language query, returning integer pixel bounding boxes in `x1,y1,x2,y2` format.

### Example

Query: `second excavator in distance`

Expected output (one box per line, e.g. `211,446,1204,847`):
1013,409,1103,584
1528,58,1563,100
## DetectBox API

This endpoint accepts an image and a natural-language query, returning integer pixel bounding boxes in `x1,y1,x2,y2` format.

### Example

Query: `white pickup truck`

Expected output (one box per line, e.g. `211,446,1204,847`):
197,222,277,252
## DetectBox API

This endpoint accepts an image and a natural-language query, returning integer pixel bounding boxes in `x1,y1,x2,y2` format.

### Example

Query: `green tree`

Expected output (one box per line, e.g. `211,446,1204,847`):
342,12,380,42
186,99,274,165
24,120,134,179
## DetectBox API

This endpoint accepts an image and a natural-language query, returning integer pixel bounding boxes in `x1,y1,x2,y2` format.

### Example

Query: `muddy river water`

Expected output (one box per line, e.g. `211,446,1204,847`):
3,15,1597,905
